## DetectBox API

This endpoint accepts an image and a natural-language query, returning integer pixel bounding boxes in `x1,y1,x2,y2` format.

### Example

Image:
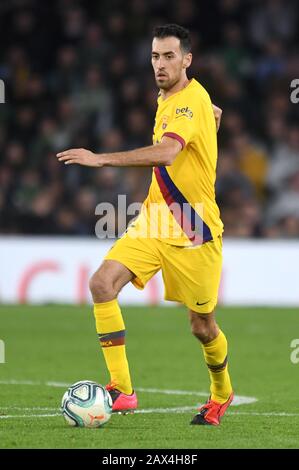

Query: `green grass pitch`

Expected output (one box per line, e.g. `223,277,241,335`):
0,305,298,449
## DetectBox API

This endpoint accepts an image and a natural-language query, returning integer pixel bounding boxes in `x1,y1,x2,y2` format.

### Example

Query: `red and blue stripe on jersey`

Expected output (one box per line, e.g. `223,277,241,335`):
154,165,213,245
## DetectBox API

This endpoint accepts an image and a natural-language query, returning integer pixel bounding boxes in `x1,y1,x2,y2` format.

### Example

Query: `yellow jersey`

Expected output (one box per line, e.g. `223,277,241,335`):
133,78,223,246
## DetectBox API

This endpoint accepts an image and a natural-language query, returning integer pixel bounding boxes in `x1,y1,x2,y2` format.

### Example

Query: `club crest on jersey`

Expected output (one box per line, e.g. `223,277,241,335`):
162,115,169,129
175,106,193,119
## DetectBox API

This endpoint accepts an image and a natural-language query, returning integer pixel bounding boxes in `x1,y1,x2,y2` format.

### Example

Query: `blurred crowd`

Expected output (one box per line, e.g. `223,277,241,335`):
0,0,299,238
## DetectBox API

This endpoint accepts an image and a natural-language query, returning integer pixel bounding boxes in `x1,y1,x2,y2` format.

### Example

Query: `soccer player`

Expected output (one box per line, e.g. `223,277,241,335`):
57,24,233,426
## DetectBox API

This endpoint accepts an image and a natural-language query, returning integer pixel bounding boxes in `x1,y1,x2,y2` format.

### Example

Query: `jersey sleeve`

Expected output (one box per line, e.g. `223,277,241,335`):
162,102,197,149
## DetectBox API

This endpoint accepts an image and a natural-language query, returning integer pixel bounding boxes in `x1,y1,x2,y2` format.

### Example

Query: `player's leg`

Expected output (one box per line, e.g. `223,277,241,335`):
188,310,232,403
90,233,161,411
89,259,134,397
159,236,233,424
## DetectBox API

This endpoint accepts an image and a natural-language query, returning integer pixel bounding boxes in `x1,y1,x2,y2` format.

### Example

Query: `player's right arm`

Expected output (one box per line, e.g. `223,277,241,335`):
56,135,182,168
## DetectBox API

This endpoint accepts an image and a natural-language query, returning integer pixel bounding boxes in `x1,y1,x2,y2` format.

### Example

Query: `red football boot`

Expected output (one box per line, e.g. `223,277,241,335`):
106,383,138,414
190,392,234,425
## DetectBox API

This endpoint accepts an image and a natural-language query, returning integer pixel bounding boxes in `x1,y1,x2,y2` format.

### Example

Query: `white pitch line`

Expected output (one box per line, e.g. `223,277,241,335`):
134,409,299,416
3,406,296,417
0,413,61,419
1,406,58,411
0,380,70,387
0,380,257,406
136,387,209,397
3,379,297,420
135,406,200,414
0,379,40,386
135,388,257,406
46,381,70,387
1,408,299,419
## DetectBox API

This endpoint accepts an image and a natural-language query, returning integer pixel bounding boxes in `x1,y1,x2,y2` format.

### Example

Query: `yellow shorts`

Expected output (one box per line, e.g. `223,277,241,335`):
104,233,222,314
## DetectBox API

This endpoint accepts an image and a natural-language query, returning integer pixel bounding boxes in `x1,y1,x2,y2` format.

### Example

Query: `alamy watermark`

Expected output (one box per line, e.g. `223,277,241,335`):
290,339,299,364
94,195,206,244
290,79,299,104
0,79,5,103
0,339,5,363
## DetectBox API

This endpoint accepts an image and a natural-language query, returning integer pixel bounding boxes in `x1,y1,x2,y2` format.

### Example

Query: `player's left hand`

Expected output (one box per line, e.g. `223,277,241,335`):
56,148,103,167
212,104,222,132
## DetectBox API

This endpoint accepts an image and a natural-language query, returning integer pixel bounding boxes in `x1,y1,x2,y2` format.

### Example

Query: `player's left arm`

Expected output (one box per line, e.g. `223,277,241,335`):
56,136,182,168
212,104,222,132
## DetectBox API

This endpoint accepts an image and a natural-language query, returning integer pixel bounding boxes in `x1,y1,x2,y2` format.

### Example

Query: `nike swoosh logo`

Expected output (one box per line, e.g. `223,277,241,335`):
196,300,210,306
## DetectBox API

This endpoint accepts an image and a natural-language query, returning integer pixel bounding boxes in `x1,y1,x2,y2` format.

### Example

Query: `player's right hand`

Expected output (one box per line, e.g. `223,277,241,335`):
56,148,103,167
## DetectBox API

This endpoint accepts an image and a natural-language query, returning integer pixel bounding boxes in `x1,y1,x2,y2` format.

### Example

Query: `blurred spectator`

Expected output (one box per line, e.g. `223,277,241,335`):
266,170,299,231
267,125,299,193
248,0,297,47
231,132,269,200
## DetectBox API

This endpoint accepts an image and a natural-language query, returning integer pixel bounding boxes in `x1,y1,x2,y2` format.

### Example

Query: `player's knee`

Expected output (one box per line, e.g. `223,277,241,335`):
89,272,117,301
191,325,212,343
190,314,217,344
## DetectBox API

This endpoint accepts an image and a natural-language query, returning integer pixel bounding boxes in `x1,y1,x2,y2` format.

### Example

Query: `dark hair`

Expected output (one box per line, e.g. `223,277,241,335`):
153,24,191,53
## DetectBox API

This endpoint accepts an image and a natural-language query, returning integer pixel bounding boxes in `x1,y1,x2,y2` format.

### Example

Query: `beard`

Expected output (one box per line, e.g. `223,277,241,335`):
155,75,180,91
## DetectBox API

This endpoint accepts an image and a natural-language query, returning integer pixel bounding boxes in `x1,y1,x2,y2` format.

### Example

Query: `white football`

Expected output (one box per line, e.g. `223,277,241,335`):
61,380,112,428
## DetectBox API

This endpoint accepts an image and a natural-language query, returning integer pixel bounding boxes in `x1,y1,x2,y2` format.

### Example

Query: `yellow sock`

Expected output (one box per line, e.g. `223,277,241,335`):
201,330,232,403
94,299,133,395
